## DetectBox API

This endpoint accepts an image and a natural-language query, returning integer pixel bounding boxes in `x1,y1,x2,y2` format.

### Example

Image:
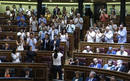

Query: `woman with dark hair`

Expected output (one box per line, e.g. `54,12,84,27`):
60,28,68,42
52,48,63,80
11,48,21,63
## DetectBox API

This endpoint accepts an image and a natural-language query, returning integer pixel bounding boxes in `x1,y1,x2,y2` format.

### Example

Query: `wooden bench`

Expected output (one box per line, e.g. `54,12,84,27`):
0,32,17,40
73,52,130,67
79,41,130,52
0,63,48,81
68,33,74,55
64,65,130,81
0,77,32,81
0,40,16,49
0,50,53,63
0,25,30,32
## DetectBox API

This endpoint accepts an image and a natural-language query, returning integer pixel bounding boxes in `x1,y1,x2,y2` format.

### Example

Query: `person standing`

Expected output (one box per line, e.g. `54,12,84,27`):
11,48,21,63
30,16,38,32
74,13,83,39
117,24,127,43
103,27,114,43
52,48,63,80
100,11,108,22
26,46,36,63
26,33,37,51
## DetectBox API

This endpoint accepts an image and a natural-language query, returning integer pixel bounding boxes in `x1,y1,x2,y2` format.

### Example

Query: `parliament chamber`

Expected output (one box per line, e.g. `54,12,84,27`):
0,0,130,81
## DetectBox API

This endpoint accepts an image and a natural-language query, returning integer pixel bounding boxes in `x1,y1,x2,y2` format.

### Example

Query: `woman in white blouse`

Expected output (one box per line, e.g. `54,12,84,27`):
30,16,38,32
95,30,103,43
60,29,69,50
60,29,68,42
11,48,21,63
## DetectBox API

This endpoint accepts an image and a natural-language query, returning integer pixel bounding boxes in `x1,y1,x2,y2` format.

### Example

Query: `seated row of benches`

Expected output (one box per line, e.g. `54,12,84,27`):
0,50,130,81
0,40,130,55
79,41,130,54
0,63,48,81
73,52,130,69
64,65,130,81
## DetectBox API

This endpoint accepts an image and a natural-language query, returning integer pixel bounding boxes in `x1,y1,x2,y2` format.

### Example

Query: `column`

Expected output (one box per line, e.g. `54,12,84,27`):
78,0,84,17
120,0,126,26
37,0,43,19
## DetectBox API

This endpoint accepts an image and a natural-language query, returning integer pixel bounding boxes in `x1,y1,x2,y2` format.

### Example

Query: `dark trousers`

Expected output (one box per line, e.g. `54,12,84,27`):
52,65,62,80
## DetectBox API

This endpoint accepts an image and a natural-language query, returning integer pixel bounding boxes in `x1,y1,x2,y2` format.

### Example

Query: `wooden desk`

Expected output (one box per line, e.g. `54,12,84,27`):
0,32,17,40
64,65,130,81
0,77,32,81
0,40,16,49
0,63,48,81
1,25,30,32
80,41,130,52
68,33,74,55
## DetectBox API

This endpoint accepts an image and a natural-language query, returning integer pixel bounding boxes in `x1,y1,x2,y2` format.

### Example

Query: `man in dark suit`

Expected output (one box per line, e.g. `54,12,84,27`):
26,46,36,63
85,71,98,81
2,43,10,50
115,60,127,72
41,33,50,50
72,71,83,81
50,35,60,51
53,5,60,15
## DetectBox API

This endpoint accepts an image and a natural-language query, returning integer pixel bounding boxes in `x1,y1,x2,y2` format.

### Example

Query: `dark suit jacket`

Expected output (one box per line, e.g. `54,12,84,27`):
85,77,97,81
26,51,36,63
53,8,60,15
50,39,60,51
3,47,10,50
72,77,83,81
116,65,127,72
41,38,50,50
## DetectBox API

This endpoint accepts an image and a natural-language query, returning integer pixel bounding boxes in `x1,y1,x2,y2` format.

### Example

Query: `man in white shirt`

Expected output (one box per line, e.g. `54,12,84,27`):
117,24,127,43
26,33,37,51
74,13,83,39
82,46,93,53
66,20,75,33
116,45,128,56
74,13,83,30
85,28,96,43
104,26,114,43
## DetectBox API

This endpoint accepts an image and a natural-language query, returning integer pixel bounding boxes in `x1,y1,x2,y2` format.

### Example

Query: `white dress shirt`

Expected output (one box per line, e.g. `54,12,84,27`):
82,50,93,53
116,51,128,56
85,31,96,43
104,30,114,43
11,52,21,63
96,33,102,43
74,17,83,30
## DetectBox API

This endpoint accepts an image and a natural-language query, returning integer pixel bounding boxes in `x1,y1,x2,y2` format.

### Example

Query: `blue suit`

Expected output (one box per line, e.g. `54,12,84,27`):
50,39,60,51
103,64,115,70
72,77,83,81
38,17,47,24
85,77,97,81
89,63,102,69
107,50,116,55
